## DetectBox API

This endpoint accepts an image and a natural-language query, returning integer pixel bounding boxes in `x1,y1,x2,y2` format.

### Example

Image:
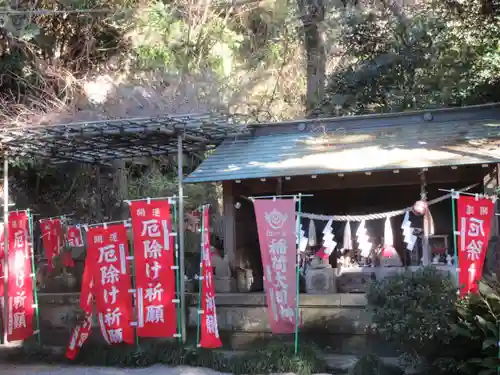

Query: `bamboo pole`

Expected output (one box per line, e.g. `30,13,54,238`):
27,209,41,346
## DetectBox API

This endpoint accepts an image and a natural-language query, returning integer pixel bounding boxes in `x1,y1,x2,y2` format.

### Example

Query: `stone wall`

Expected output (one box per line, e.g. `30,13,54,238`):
2,292,396,356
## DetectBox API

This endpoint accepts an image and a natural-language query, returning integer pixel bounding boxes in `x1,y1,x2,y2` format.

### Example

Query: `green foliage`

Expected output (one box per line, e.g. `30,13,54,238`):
6,341,329,375
133,1,243,76
231,341,327,375
348,354,403,375
449,278,500,375
366,267,458,364
321,0,500,116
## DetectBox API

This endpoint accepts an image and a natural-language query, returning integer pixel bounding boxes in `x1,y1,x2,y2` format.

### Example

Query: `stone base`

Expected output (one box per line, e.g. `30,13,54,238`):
305,267,336,294
214,277,236,293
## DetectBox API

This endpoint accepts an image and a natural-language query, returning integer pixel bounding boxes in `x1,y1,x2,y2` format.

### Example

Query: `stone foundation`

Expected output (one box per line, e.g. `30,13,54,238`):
0,292,398,356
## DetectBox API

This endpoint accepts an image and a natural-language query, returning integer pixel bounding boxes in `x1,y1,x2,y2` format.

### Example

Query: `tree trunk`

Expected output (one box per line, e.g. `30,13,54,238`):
297,0,327,116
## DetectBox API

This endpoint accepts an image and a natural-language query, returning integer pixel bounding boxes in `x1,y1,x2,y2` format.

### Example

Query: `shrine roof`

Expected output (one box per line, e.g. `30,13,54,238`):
185,103,500,183
0,113,247,164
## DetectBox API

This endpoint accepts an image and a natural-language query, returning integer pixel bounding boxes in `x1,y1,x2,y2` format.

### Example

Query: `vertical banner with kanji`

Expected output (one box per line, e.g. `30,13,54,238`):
65,312,92,360
198,206,222,348
253,199,297,334
86,224,134,344
457,195,495,296
7,211,35,341
0,222,4,297
40,219,63,272
80,251,94,313
67,226,84,248
129,200,177,338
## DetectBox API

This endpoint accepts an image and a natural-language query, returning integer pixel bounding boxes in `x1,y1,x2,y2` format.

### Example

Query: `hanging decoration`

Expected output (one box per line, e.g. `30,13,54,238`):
456,195,494,296
65,312,93,360
7,211,36,342
412,200,428,216
316,218,336,260
296,216,308,252
401,211,417,251
197,205,222,349
86,223,135,345
343,221,353,251
128,199,178,338
300,182,479,222
356,220,372,257
308,219,317,247
381,217,398,258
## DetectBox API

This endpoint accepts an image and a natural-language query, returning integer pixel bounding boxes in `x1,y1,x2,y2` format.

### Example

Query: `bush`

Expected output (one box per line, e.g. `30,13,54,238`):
3,340,329,375
450,277,500,375
348,354,404,375
231,341,328,375
365,266,458,365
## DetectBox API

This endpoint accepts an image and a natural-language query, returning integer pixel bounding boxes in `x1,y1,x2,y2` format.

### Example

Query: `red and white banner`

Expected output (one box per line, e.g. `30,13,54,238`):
457,195,495,296
67,226,84,248
65,312,92,360
40,218,63,272
129,200,177,338
86,224,134,344
7,211,35,342
80,249,94,314
199,206,222,348
0,222,5,296
253,199,297,334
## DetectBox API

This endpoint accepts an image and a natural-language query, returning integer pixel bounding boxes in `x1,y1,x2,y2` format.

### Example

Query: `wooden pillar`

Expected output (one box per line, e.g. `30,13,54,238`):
223,181,236,274
420,170,431,266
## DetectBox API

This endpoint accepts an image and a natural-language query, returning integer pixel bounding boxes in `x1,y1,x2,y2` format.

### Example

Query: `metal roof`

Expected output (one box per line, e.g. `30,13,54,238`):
0,113,248,165
185,105,500,183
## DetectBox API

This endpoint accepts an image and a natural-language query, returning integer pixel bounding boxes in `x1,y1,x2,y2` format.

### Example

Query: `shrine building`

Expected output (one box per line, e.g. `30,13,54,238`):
185,103,500,294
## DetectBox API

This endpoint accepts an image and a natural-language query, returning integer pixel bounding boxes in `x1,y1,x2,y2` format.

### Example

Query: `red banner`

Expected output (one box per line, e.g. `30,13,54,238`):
86,224,134,344
129,200,177,338
0,222,4,297
7,211,35,342
67,226,84,248
199,206,222,348
40,219,63,272
253,199,297,334
457,195,495,296
65,312,92,360
80,250,94,313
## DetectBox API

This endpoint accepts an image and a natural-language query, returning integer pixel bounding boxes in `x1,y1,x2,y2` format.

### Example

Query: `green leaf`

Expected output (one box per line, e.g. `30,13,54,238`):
482,338,498,350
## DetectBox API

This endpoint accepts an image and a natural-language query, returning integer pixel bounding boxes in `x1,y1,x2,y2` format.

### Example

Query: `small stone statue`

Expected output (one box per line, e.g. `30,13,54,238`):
212,248,230,277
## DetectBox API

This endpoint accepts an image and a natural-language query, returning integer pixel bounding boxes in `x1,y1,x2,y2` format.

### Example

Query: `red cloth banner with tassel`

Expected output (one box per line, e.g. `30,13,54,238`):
86,223,135,345
65,312,92,360
199,206,222,348
129,199,177,338
7,211,35,342
457,195,494,296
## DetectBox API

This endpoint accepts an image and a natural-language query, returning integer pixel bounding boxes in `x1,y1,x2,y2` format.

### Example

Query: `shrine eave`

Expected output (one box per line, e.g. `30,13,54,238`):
185,103,500,183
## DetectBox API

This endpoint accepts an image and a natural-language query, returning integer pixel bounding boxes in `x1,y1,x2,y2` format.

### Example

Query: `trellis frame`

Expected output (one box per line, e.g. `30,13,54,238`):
0,112,247,345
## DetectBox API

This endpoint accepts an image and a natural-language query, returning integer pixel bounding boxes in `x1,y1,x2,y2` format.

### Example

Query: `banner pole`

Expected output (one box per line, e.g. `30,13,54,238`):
2,154,9,345
497,322,500,375
450,190,460,291
294,193,302,355
127,217,140,348
172,199,182,344
27,209,41,347
196,205,205,348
